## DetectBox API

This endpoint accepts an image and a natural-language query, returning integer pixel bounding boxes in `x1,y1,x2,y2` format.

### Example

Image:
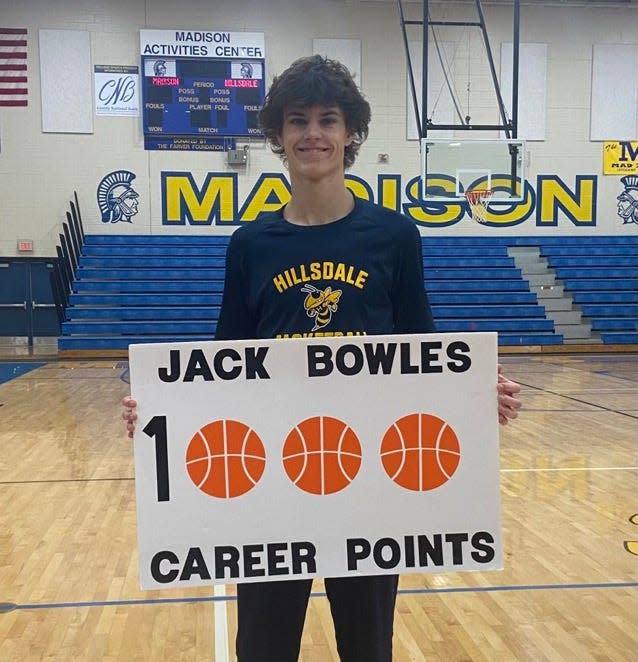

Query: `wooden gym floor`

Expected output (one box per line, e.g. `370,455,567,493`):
0,353,636,661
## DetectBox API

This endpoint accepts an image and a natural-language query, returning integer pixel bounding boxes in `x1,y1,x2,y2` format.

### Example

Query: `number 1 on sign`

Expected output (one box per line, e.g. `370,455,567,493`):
142,415,170,502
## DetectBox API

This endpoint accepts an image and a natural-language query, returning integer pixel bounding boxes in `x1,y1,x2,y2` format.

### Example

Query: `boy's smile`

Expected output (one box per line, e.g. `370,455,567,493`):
279,105,353,179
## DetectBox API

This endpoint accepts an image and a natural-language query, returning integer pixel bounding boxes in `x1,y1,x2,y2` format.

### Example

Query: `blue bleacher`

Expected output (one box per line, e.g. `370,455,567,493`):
57,234,638,352
591,318,637,331
82,245,229,257
573,291,637,304
580,304,638,317
69,293,222,306
80,257,227,267
73,280,225,293
555,268,637,279
563,278,638,291
541,245,634,256
547,257,636,268
600,332,638,343
541,238,637,343
428,292,537,305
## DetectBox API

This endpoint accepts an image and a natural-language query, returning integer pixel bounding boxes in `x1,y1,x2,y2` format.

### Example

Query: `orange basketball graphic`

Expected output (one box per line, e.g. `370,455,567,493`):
185,419,266,498
380,413,460,491
282,416,362,495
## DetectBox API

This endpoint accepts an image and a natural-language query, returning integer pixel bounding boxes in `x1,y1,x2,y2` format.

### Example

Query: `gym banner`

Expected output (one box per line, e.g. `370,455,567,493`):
130,333,502,590
604,141,638,175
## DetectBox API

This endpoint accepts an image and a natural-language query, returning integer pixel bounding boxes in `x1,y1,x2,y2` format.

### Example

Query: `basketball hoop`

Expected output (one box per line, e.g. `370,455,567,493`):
464,189,493,224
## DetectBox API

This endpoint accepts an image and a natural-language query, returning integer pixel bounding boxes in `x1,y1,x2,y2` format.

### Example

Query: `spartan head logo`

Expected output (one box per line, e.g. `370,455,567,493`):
301,284,342,332
617,176,638,225
240,62,253,79
97,170,140,224
153,60,167,76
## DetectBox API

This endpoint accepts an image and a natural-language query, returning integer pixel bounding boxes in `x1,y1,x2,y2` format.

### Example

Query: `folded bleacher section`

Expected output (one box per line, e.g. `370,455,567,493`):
540,239,638,344
415,238,559,346
58,234,638,353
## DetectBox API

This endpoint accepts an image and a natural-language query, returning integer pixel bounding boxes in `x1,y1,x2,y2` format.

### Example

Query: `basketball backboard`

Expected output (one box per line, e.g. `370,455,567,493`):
421,138,526,203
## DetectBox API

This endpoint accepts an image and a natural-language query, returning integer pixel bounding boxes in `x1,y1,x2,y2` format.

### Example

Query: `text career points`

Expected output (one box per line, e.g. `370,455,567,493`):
148,531,495,583
156,341,472,382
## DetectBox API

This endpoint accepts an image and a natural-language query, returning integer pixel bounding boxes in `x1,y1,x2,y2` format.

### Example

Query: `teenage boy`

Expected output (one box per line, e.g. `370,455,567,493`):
123,55,522,662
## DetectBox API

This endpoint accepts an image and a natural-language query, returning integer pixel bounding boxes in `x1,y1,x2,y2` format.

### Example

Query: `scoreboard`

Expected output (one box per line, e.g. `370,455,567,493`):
140,30,265,151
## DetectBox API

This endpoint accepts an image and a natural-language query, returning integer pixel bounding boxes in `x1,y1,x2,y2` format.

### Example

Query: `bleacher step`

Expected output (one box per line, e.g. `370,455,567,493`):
531,284,564,298
526,273,559,287
555,323,593,340
509,245,593,343
551,310,584,325
542,297,575,312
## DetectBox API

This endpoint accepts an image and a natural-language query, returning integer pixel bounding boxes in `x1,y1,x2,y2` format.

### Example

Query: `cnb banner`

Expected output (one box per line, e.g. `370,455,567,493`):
129,332,502,590
94,65,139,116
604,141,638,175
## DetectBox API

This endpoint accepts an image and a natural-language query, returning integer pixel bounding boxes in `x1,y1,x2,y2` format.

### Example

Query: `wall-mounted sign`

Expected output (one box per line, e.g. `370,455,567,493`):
140,30,265,151
94,65,139,117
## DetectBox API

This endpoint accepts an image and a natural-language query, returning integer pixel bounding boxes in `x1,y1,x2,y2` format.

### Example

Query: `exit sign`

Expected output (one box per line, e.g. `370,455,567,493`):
18,240,33,252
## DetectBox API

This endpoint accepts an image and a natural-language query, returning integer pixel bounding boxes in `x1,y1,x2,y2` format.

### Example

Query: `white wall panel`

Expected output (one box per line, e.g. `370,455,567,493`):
590,44,638,141
313,39,361,86
39,29,93,134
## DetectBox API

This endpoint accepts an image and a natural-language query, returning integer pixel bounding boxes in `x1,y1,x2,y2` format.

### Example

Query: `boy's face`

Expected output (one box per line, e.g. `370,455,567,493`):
278,104,353,180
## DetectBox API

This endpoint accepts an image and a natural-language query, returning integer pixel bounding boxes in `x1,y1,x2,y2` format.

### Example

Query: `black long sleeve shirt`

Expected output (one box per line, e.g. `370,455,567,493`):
215,197,435,341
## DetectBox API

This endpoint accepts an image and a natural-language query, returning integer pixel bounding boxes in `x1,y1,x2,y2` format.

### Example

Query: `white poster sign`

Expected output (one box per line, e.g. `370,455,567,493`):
130,333,502,590
94,65,139,116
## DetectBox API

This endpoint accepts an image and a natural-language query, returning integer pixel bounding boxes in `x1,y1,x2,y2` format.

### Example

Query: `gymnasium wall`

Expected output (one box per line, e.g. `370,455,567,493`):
0,0,637,257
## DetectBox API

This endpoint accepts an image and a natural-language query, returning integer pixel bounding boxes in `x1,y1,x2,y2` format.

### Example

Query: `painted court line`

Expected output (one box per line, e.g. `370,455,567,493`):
522,408,601,412
518,381,638,420
3,581,637,613
214,584,230,662
501,466,638,473
0,477,134,485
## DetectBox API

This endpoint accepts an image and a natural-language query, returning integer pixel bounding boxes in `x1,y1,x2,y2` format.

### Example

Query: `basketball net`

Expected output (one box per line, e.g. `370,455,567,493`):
464,189,493,224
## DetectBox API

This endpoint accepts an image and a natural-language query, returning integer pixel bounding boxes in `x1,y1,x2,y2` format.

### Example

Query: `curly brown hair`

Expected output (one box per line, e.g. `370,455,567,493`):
258,55,371,169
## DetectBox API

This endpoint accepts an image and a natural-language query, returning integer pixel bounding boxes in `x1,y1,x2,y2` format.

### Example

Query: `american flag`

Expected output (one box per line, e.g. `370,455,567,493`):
0,28,28,107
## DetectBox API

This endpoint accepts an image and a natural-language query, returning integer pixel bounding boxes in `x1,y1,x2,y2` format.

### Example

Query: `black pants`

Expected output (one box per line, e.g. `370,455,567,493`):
236,575,399,662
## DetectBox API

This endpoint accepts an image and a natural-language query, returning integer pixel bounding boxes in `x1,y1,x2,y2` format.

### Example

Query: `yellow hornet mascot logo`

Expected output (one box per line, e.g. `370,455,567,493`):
301,284,342,331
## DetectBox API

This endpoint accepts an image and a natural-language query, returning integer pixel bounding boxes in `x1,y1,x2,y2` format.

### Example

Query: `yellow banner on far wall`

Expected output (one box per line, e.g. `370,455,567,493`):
603,141,638,175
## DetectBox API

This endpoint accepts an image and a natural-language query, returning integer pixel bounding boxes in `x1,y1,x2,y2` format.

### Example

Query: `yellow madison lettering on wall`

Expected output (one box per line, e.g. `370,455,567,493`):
239,175,291,221
344,175,373,202
603,141,638,175
536,175,596,226
377,175,401,212
163,173,236,224
403,176,464,226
